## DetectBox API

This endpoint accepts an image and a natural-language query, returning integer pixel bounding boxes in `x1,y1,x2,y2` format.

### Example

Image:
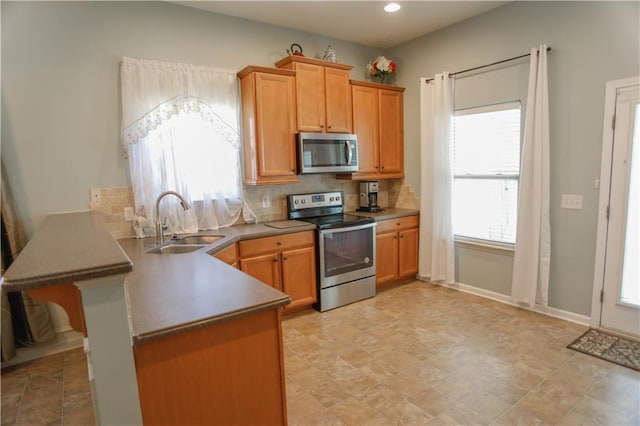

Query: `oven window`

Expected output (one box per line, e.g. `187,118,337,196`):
322,227,374,277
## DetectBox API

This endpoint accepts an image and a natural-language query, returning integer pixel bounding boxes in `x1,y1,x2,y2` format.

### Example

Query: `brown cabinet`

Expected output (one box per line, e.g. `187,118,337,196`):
276,56,353,133
338,80,405,180
239,231,317,312
212,243,238,268
376,215,419,286
237,66,298,185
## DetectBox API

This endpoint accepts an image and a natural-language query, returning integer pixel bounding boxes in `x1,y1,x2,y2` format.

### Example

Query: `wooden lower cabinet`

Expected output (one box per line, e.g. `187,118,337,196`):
376,215,419,286
239,231,317,312
134,308,287,425
212,243,238,268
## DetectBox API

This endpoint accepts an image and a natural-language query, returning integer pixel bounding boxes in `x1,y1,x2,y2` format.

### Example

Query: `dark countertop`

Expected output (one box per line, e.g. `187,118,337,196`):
2,211,316,346
2,212,133,290
349,208,419,221
3,209,418,346
119,221,315,344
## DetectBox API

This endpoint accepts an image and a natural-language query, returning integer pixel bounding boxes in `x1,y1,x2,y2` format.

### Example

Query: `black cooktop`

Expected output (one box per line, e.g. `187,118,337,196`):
296,214,375,230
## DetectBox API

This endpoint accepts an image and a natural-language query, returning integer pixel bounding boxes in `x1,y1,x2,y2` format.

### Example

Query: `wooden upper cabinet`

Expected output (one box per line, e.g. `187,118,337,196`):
276,56,353,133
238,66,298,185
338,80,405,181
379,89,404,175
352,84,380,174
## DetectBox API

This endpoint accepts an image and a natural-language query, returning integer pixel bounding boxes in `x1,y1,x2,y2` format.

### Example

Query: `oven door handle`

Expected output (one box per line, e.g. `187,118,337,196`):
319,222,376,236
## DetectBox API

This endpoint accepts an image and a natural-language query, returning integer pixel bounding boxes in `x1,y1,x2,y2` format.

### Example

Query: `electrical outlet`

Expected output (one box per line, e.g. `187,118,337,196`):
262,194,271,208
124,207,134,222
561,194,583,210
90,187,102,205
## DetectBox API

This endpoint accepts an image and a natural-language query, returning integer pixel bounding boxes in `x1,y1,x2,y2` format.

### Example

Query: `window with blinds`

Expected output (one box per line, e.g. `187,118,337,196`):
452,102,521,244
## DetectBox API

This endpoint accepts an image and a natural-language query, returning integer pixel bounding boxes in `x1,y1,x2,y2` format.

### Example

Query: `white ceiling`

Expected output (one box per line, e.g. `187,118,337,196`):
173,1,507,49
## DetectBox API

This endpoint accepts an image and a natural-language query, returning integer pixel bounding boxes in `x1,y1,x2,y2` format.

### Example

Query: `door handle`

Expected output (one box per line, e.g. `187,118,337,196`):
345,140,353,165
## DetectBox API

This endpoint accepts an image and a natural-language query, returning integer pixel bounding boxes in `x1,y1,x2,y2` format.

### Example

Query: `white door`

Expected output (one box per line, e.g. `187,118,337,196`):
592,77,640,338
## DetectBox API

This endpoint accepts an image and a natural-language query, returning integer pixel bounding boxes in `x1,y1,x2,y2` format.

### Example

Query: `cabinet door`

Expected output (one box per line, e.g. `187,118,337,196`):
294,63,326,132
324,68,352,133
378,89,404,175
352,85,380,174
240,253,282,291
254,72,297,179
376,232,398,285
213,244,237,268
398,228,419,279
281,246,317,310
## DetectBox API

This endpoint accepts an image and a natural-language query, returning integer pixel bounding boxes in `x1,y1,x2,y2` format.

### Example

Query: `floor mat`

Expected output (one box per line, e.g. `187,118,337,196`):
567,328,640,372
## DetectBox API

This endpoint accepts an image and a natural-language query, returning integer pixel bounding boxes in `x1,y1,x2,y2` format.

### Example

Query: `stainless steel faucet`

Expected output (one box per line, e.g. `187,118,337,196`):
154,191,191,244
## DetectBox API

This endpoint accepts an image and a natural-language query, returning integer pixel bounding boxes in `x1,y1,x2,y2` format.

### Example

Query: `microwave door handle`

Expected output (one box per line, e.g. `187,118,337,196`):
345,140,352,165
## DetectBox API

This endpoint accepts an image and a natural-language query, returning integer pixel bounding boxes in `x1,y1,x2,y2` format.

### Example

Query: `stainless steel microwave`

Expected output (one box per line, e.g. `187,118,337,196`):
296,133,358,174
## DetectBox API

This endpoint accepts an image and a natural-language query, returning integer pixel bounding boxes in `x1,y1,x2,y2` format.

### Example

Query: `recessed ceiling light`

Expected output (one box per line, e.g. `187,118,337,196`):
384,3,401,13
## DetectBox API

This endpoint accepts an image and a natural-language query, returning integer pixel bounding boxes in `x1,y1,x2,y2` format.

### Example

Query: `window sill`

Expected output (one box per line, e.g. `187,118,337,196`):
454,236,515,255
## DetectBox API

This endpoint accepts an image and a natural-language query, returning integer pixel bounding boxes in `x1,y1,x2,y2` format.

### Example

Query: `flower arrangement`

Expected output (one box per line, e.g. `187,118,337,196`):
367,55,397,83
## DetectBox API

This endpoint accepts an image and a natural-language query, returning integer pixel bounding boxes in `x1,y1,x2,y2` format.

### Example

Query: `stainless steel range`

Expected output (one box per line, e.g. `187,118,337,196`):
288,191,376,312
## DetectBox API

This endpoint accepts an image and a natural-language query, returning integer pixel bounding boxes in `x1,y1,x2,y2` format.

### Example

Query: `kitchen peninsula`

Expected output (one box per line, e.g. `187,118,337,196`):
2,211,311,425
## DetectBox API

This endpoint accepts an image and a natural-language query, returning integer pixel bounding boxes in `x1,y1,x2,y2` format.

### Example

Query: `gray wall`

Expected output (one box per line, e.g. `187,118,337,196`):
1,1,379,237
388,1,640,315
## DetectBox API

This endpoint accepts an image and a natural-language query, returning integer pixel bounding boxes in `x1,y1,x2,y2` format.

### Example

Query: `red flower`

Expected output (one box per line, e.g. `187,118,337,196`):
389,62,397,72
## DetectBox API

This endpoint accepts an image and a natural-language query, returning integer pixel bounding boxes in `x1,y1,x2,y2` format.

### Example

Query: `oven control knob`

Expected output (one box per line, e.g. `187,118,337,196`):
329,197,334,201
336,196,341,201
301,199,306,204
294,200,299,205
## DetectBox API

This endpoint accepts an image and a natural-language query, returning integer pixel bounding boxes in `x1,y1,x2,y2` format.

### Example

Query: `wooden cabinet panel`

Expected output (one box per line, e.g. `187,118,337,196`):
238,231,314,257
376,215,419,234
238,66,297,185
398,228,419,279
276,56,353,134
352,85,380,174
376,232,399,285
134,308,287,425
239,231,317,312
281,246,317,310
212,243,237,268
294,62,326,132
375,216,419,286
240,253,282,291
338,81,405,181
379,89,404,174
324,67,353,133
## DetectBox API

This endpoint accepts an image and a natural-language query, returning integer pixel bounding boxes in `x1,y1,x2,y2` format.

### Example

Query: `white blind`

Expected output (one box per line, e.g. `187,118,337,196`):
452,102,521,244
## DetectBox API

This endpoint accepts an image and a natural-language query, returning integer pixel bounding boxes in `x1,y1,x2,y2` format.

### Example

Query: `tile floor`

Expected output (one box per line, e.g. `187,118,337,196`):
2,280,639,425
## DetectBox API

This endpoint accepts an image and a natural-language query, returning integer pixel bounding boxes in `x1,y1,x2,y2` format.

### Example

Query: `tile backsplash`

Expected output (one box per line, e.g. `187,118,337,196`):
91,177,419,239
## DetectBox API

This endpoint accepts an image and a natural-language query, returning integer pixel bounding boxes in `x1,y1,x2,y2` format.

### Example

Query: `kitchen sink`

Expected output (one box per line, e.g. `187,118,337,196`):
146,244,205,254
170,235,225,245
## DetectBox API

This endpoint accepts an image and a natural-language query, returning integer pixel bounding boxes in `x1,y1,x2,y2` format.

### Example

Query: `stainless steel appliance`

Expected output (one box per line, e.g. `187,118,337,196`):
288,191,376,312
357,181,385,213
296,133,358,174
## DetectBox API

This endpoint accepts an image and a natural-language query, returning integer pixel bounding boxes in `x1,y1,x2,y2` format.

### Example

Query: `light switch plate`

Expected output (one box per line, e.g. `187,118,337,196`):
561,194,583,209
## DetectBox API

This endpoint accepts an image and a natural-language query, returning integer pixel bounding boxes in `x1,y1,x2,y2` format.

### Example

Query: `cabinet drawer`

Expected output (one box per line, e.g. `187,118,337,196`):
239,231,314,257
376,215,419,234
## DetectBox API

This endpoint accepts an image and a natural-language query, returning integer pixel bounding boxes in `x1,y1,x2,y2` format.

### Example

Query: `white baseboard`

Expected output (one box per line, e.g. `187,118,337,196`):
1,330,84,368
417,276,590,327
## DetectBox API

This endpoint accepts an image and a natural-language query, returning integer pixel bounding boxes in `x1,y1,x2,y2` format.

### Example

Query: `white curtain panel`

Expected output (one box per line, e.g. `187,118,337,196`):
511,45,551,307
120,57,243,236
418,74,456,284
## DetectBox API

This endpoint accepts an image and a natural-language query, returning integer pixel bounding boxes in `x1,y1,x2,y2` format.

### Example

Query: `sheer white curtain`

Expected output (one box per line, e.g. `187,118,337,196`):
511,45,551,307
120,57,244,237
418,73,456,284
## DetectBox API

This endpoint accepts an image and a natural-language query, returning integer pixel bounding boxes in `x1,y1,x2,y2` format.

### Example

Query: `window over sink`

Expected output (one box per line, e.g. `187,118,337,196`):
120,57,248,236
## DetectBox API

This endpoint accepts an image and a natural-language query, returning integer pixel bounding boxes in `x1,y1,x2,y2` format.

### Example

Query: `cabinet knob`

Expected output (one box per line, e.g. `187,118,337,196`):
396,223,401,226
381,166,385,170
394,236,398,239
273,256,278,262
328,125,332,129
283,256,288,261
277,241,282,246
400,235,404,239
320,124,324,128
